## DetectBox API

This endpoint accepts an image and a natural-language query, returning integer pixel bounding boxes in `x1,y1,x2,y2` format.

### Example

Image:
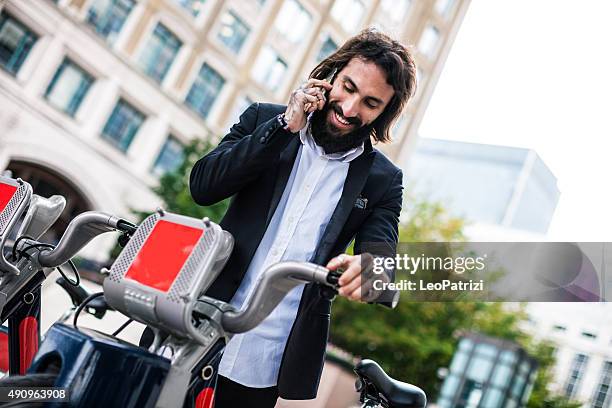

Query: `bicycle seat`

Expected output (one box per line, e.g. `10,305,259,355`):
354,359,426,408
56,277,113,319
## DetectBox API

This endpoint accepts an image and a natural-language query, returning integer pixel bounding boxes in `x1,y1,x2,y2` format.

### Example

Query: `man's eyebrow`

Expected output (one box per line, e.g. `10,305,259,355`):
343,75,385,105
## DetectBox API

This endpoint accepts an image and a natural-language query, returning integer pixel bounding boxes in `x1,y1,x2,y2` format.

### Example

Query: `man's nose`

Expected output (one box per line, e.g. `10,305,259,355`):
340,96,360,119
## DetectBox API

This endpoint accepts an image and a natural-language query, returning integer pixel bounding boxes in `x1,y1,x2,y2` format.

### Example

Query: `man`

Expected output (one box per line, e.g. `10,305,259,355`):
189,28,416,407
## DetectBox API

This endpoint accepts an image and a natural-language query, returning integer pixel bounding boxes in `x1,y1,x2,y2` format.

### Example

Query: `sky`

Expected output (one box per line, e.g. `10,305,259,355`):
418,0,612,241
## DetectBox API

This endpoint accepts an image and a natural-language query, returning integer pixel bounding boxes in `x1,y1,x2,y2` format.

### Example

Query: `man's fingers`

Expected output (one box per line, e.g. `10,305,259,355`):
303,89,326,103
339,273,361,297
339,262,361,289
302,87,327,111
298,93,318,104
360,278,376,302
318,97,325,110
302,87,324,95
299,93,318,112
326,254,349,270
347,286,363,302
305,78,333,90
338,260,360,286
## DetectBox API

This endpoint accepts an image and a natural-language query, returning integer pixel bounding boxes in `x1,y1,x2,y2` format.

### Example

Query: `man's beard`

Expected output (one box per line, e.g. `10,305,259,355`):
310,102,373,154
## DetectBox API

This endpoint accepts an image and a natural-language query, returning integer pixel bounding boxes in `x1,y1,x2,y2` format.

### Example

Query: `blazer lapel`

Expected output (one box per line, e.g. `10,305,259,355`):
265,136,302,226
312,146,375,263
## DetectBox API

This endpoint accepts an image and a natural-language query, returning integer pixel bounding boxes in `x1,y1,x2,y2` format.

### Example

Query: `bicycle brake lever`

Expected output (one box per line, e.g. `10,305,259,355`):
319,268,343,300
117,232,131,248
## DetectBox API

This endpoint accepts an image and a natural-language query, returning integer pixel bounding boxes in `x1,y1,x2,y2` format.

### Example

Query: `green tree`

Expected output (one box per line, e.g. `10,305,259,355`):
139,138,229,220
330,196,578,406
525,342,582,408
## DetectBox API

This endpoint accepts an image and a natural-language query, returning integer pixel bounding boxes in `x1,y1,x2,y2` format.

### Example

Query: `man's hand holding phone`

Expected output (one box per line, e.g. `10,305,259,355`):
283,78,332,133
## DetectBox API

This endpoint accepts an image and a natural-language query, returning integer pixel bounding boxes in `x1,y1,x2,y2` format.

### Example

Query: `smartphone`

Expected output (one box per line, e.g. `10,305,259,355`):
325,67,338,88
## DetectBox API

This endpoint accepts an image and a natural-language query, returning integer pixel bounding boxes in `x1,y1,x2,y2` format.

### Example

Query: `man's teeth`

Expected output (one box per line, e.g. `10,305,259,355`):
334,111,351,126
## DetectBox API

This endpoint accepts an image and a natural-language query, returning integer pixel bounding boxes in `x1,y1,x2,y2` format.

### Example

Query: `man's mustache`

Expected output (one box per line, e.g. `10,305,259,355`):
330,102,362,128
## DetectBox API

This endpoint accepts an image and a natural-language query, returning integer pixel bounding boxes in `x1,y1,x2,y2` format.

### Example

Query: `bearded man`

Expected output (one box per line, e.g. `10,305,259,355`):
189,28,417,407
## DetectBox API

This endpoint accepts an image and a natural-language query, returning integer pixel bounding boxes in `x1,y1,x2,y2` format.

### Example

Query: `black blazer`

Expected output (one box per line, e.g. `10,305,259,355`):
190,102,403,399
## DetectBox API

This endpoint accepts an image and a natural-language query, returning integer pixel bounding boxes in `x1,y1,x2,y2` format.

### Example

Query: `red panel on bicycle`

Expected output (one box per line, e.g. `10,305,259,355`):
0,183,17,213
125,220,204,292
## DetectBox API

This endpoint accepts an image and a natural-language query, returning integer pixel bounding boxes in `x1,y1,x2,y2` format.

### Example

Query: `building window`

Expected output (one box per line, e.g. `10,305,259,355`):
330,0,365,33
317,36,337,62
138,24,182,83
274,0,311,43
252,46,287,92
174,0,206,16
0,13,38,75
185,63,225,119
593,362,612,408
380,0,411,26
418,25,440,58
152,136,184,177
86,0,136,44
45,59,94,117
581,331,597,340
217,11,250,54
565,353,589,399
101,99,145,152
435,0,455,18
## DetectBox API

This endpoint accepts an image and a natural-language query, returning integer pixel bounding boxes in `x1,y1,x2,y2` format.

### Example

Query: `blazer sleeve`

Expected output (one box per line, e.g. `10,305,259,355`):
353,168,403,280
189,103,296,205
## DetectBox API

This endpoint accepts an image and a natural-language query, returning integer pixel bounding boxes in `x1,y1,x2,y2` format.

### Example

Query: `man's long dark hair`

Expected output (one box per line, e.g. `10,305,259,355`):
309,28,417,144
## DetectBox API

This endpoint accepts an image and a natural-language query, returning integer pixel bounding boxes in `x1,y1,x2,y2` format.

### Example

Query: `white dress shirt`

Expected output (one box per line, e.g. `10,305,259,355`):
217,125,363,387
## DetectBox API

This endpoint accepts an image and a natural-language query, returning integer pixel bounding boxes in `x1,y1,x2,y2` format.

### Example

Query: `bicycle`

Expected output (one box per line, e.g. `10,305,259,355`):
0,175,135,376
0,179,426,407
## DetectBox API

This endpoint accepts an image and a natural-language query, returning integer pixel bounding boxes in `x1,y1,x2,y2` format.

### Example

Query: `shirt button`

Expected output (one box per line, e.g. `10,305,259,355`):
259,136,266,143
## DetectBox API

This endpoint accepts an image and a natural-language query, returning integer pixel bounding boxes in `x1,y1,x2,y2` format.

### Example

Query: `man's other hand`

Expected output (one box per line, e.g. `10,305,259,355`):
284,79,332,133
326,253,372,302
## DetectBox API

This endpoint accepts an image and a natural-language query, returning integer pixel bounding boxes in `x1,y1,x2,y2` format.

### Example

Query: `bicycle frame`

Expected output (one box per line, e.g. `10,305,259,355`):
18,211,335,407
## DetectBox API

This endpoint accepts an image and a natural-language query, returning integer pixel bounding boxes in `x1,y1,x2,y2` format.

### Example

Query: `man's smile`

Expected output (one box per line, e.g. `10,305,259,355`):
327,103,361,134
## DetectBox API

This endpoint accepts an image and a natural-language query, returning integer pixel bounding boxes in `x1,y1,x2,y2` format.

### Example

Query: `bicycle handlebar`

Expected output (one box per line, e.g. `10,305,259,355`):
37,211,135,268
221,261,335,334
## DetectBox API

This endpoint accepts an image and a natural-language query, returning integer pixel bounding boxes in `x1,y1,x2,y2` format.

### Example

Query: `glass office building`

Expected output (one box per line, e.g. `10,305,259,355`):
407,138,560,234
437,333,538,408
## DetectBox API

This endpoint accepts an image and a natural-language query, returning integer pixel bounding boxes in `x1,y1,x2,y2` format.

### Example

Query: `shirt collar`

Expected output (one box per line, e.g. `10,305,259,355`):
299,116,364,163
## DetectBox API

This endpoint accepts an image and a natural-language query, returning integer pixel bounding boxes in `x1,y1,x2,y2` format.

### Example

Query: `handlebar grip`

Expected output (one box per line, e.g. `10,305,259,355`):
38,211,122,268
117,219,137,235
